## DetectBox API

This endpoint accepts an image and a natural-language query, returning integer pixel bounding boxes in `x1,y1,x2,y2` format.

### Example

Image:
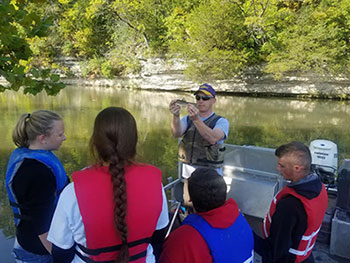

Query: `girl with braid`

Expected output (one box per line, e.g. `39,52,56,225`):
48,107,169,263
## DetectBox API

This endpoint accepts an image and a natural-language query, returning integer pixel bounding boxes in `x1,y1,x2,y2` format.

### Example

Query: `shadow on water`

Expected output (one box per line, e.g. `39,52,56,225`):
1,86,350,261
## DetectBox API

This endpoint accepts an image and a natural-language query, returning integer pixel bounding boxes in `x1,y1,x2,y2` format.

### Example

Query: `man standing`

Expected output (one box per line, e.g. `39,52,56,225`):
160,168,254,263
169,84,229,202
256,141,328,263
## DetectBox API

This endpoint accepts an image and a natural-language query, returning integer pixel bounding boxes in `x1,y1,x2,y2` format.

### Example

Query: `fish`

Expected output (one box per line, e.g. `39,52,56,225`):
175,99,197,107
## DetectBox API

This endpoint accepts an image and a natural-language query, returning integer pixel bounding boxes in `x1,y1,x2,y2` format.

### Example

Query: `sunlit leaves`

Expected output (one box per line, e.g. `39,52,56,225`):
166,0,255,80
3,0,350,85
263,0,350,79
0,0,65,95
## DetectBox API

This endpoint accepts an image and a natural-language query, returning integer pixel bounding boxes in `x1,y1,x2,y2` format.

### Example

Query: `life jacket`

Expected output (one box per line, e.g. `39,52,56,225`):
5,147,68,226
183,212,254,263
178,113,225,168
263,183,328,262
73,164,163,263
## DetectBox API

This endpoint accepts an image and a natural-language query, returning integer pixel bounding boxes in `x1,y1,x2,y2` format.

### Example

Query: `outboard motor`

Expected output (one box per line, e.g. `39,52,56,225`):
309,139,338,186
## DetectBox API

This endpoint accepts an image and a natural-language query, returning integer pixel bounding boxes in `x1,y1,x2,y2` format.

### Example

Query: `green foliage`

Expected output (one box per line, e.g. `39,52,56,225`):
110,0,170,51
56,0,114,57
53,0,162,77
262,0,350,79
165,0,257,80
0,0,65,95
80,54,141,78
3,0,350,84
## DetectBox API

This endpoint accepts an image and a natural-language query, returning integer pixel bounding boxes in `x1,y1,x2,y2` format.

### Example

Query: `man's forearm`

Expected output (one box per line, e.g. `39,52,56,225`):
39,232,52,254
192,119,223,144
171,115,183,138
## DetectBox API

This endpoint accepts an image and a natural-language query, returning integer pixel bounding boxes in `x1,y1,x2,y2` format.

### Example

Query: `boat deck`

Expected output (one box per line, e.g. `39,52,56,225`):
166,143,350,262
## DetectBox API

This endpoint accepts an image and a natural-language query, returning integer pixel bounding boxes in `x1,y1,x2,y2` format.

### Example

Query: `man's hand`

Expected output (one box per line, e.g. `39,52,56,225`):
170,99,185,138
169,100,180,117
187,104,200,121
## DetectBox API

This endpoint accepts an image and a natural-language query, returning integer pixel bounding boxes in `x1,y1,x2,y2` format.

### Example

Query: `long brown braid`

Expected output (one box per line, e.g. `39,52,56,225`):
89,107,138,263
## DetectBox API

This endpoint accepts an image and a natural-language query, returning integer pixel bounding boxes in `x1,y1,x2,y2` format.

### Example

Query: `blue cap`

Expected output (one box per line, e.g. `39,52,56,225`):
194,84,216,97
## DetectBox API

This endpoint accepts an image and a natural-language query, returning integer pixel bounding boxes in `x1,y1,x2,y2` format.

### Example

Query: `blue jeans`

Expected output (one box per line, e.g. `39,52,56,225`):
12,238,53,263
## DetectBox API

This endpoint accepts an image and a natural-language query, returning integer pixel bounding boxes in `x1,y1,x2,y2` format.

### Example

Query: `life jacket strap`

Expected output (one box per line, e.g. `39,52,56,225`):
10,200,26,208
13,213,31,221
196,158,224,165
77,236,151,256
75,249,147,263
9,201,31,221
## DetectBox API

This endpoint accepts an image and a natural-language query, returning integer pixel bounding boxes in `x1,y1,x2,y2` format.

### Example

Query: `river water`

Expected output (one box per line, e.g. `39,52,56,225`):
1,85,350,262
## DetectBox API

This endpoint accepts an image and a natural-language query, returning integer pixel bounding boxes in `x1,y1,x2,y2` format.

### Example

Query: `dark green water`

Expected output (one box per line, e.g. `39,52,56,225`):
1,85,350,254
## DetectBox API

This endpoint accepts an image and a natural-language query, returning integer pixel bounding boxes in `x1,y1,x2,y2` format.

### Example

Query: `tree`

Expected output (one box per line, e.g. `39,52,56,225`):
165,0,258,80
4,0,350,85
262,0,350,79
0,0,65,95
54,0,175,78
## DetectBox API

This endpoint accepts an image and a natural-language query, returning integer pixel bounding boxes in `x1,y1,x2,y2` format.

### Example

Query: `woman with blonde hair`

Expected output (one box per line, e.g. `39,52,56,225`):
48,107,169,263
5,110,69,262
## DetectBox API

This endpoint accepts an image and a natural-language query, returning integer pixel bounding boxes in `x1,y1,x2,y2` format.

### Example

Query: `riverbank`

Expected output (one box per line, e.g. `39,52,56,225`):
59,57,350,100
2,58,350,99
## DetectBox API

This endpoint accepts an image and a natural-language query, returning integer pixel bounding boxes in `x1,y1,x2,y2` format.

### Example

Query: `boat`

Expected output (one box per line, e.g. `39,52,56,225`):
164,139,350,262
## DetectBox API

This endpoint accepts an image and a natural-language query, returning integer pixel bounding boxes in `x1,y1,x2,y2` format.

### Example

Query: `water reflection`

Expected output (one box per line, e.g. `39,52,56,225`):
1,86,350,242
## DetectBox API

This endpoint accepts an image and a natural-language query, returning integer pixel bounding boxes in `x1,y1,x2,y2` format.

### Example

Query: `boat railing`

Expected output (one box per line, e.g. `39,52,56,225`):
164,178,181,191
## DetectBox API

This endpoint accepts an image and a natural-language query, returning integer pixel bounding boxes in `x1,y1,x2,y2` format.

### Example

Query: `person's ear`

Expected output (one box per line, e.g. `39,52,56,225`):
37,134,46,144
294,164,302,172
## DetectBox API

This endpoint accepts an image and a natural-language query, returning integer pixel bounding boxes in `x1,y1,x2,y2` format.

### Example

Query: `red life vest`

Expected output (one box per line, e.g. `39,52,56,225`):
263,183,327,262
73,164,163,262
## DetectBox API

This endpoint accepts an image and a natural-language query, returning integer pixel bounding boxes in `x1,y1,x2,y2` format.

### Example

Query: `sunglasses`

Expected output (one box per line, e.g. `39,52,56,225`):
195,95,213,101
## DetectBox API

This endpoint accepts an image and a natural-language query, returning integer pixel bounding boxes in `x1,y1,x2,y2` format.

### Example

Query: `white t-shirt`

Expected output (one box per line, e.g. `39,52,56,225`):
48,182,169,263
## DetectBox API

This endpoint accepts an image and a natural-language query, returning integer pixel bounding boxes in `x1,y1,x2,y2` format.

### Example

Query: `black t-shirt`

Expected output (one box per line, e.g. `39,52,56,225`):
267,195,308,262
254,195,310,263
255,177,324,263
13,158,56,255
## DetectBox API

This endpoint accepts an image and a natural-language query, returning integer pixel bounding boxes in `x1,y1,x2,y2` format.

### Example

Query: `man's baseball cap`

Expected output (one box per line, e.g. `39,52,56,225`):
194,84,216,97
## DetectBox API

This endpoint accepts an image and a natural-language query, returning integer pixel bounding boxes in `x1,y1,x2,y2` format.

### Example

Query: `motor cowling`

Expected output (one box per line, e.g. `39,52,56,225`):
310,139,338,186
